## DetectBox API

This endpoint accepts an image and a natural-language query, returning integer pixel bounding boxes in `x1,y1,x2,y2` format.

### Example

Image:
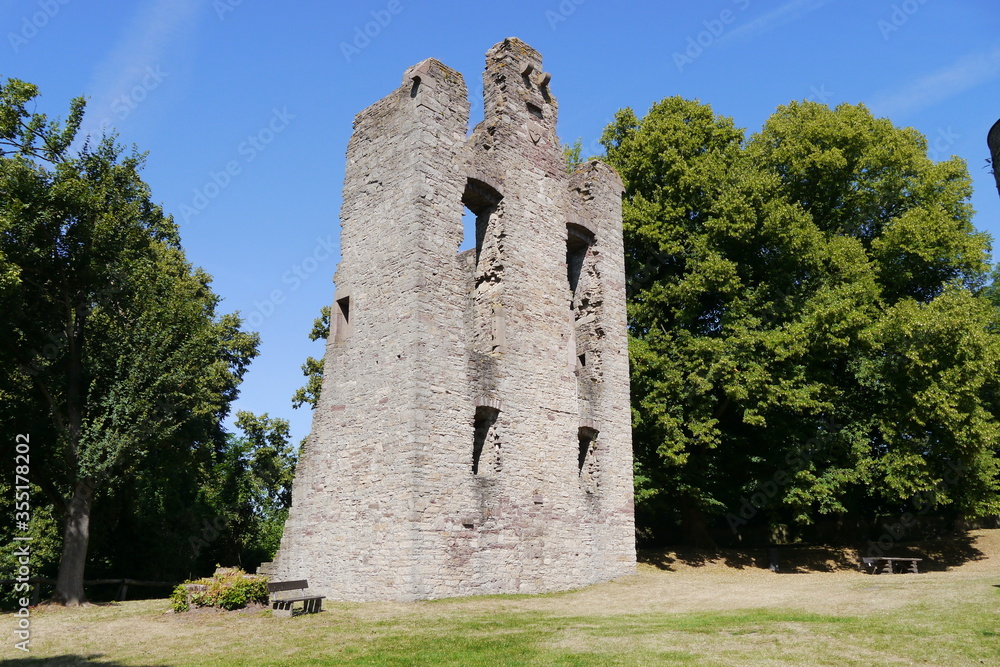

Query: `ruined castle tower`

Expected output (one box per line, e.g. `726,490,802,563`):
260,38,635,601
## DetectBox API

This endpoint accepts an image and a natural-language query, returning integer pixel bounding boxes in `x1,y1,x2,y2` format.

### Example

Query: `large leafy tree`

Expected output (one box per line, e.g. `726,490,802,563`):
603,97,1000,544
0,78,259,603
75,409,295,588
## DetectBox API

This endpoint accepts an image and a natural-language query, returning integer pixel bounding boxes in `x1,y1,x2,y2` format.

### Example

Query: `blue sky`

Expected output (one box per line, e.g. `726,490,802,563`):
4,0,999,445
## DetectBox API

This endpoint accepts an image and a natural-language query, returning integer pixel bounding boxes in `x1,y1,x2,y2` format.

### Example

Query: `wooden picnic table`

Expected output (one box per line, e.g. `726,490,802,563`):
860,556,923,574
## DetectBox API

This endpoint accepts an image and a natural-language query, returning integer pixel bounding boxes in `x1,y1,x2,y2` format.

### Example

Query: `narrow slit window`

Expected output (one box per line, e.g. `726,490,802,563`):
410,76,421,98
335,295,351,342
578,426,598,472
526,102,543,119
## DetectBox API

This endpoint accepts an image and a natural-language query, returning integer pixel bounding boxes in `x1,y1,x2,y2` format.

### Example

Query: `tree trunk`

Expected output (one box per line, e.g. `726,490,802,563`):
53,478,95,606
681,500,716,549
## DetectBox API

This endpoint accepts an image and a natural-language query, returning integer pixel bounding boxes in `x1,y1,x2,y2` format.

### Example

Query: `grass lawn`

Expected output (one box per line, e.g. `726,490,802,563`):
5,530,1000,666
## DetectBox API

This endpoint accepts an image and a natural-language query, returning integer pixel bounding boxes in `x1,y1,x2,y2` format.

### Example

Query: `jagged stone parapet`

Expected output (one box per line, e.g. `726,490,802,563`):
262,37,635,601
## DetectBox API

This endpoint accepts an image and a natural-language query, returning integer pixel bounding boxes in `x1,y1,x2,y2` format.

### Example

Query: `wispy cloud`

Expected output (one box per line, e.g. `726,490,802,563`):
869,47,1000,118
723,0,837,43
80,0,201,138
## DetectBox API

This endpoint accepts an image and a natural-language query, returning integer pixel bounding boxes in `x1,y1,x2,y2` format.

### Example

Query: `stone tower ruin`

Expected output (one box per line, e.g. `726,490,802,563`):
260,38,635,601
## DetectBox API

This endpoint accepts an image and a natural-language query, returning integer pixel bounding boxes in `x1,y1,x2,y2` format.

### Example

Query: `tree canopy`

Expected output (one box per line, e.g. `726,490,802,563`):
602,97,1000,545
0,77,259,603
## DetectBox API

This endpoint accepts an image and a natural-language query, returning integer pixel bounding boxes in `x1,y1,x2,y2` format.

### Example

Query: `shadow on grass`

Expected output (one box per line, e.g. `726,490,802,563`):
638,547,762,571
857,532,988,572
639,545,859,572
768,546,862,574
639,531,989,573
9,657,171,666
909,533,987,571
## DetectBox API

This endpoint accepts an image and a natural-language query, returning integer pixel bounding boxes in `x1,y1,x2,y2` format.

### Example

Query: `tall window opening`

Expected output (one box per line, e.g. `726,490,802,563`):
578,425,598,472
578,425,600,494
462,179,503,264
472,405,500,475
459,206,477,253
566,224,594,304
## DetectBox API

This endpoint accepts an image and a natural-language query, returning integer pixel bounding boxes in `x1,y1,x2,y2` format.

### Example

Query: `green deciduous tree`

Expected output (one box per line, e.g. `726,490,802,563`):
291,305,329,411
73,409,295,589
603,97,1000,545
0,78,259,604
197,411,296,568
562,137,584,174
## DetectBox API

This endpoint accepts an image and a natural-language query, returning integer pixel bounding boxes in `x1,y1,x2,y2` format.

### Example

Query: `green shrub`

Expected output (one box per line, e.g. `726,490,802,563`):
218,576,268,610
169,584,190,613
172,566,268,612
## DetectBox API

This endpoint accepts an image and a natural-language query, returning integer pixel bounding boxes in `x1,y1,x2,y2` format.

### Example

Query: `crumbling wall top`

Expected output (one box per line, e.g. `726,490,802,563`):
480,38,556,135
403,57,465,89
486,37,543,72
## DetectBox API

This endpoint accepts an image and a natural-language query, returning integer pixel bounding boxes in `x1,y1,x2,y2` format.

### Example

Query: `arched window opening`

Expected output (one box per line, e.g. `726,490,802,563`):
462,178,503,264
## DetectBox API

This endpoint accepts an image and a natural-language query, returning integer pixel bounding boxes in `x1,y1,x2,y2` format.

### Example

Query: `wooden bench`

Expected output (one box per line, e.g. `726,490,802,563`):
860,556,923,574
267,579,325,616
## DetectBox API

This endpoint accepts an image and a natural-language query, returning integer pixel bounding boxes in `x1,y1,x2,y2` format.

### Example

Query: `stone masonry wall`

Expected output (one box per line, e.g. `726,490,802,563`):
261,38,635,601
